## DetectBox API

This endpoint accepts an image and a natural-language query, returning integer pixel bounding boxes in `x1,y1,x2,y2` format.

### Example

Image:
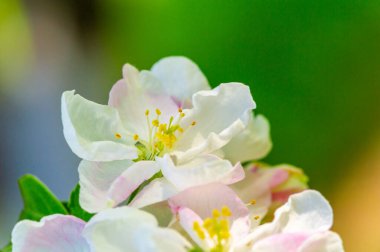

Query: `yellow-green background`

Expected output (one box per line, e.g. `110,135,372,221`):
1,0,380,251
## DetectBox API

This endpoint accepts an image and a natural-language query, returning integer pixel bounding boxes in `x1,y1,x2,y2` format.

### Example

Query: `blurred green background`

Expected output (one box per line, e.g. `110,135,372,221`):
1,0,380,250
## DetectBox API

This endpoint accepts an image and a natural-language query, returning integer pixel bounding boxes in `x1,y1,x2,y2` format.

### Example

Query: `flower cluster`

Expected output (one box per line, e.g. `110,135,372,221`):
8,57,344,252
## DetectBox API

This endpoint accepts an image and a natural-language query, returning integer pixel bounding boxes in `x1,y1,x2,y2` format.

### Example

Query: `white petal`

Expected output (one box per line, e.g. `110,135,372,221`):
83,206,190,252
248,190,334,243
173,83,256,163
146,56,210,106
62,90,137,161
79,159,132,213
109,66,179,140
222,113,272,163
129,177,179,208
159,154,237,191
273,190,333,233
12,215,89,252
108,161,161,207
299,231,344,252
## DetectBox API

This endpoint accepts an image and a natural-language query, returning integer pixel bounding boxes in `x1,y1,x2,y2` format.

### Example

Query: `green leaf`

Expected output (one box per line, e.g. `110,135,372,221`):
67,184,94,222
0,243,12,252
18,174,68,221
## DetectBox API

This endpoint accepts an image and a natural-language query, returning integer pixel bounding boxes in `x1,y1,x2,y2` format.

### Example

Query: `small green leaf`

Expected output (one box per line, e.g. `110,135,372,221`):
18,174,68,221
68,184,94,221
0,243,12,252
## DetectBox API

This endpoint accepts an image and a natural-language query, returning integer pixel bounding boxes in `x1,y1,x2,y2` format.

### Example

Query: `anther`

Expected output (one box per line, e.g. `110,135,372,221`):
178,108,183,113
115,133,122,139
155,109,161,115
212,209,220,218
221,206,232,217
180,112,185,117
249,199,256,205
152,119,159,127
191,121,197,126
145,109,150,116
133,134,139,141
254,215,260,220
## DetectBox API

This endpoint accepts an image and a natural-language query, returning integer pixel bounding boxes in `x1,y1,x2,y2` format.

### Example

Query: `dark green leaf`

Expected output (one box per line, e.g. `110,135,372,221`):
18,174,68,221
67,184,94,221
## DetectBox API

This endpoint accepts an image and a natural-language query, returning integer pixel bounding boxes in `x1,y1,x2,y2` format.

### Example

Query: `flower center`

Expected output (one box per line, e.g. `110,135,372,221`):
115,108,196,161
193,206,232,252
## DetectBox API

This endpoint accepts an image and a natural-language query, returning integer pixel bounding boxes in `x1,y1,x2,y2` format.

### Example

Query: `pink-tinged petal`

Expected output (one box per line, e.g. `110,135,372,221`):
159,154,237,191
169,183,249,222
173,83,256,163
62,90,137,161
299,231,344,252
223,113,272,163
108,161,160,206
147,56,210,107
12,215,89,252
273,190,333,233
79,159,132,213
251,232,310,252
129,178,179,208
109,65,179,140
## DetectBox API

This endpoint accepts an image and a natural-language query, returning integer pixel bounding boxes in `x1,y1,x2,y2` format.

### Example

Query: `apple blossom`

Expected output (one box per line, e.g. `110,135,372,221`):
62,56,261,213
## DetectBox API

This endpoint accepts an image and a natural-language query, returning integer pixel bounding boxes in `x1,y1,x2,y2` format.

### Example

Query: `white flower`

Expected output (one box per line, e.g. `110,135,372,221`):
171,188,344,252
12,207,190,252
62,56,259,212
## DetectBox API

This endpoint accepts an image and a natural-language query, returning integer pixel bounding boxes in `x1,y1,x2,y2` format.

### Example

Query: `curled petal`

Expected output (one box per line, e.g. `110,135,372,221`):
62,90,137,161
12,215,89,252
173,83,256,163
222,114,272,163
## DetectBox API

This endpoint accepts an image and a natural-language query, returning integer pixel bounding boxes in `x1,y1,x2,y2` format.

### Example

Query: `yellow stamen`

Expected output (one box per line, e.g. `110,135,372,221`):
152,119,159,127
221,206,232,217
115,133,122,139
212,209,220,218
191,121,196,126
254,215,260,220
249,199,257,205
155,108,161,115
180,112,185,117
178,108,183,113
133,134,139,141
145,109,150,116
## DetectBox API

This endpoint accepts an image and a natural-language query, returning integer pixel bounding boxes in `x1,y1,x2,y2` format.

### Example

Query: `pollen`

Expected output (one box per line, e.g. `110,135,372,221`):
152,119,160,127
254,215,260,220
155,108,161,115
115,133,122,139
212,209,220,218
221,206,232,217
133,134,139,141
249,199,256,205
178,108,183,113
191,121,197,126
